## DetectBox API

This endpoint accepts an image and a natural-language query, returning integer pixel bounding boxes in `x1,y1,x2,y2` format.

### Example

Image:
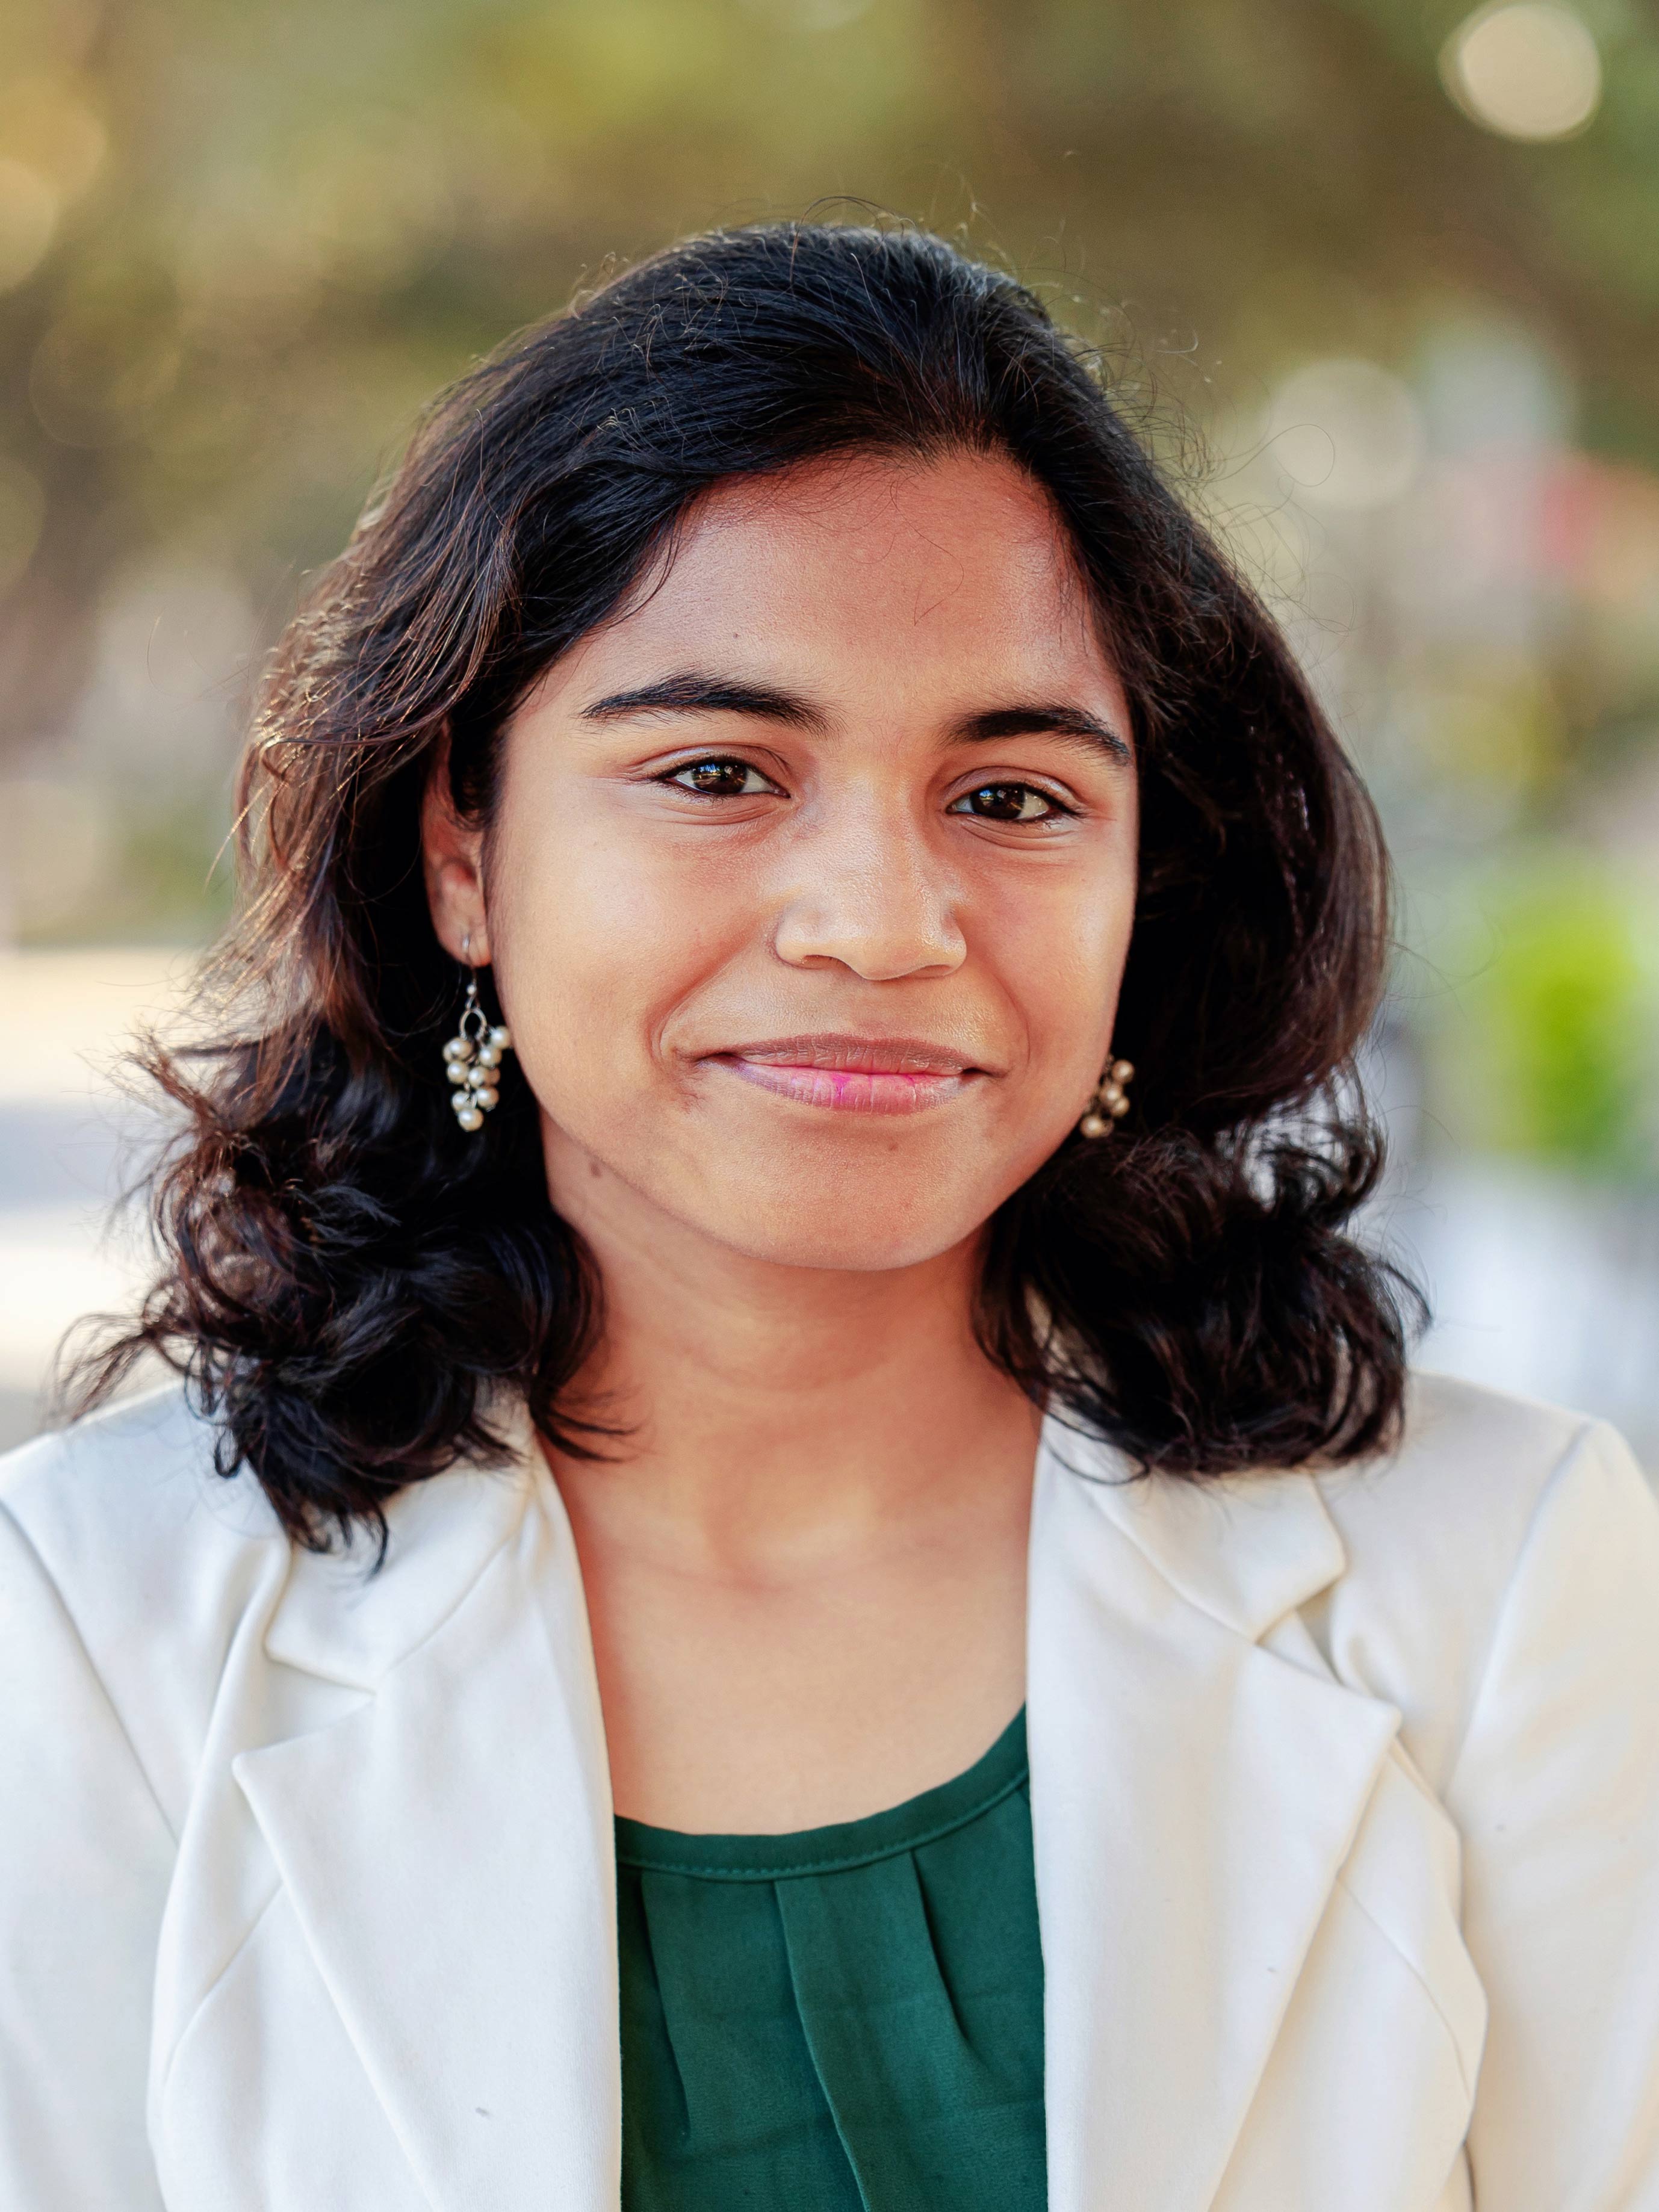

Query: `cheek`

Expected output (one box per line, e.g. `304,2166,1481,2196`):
488,807,748,1106
979,856,1136,1088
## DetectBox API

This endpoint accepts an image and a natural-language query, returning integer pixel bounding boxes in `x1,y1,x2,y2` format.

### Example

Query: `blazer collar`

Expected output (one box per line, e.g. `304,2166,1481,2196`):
260,1395,541,1690
233,1406,1397,2212
1041,1415,1349,1641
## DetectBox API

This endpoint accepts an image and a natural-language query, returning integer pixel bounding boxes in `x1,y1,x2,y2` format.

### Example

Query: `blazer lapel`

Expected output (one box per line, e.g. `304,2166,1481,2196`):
234,1419,618,2211
1029,1420,1401,2212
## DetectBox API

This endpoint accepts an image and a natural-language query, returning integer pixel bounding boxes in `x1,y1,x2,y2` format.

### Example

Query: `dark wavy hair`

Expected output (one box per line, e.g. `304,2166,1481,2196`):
72,220,1421,1549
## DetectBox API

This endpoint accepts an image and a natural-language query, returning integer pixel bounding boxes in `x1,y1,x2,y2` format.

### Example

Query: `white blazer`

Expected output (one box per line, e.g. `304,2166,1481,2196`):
3,1372,1658,2211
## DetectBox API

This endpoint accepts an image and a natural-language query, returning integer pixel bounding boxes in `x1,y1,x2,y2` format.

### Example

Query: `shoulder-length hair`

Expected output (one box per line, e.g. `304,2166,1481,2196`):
73,220,1419,1549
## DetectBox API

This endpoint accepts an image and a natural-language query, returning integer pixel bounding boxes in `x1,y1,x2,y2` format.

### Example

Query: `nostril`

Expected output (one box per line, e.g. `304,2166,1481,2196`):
772,920,967,982
771,881,967,981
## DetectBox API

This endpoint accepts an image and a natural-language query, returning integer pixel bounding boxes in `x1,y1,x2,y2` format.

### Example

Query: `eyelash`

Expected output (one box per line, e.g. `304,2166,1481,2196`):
945,781,1076,825
658,756,1078,824
662,757,780,799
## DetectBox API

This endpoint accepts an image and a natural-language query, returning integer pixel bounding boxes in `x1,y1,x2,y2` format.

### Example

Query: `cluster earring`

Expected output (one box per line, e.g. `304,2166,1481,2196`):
1079,1057,1134,1140
442,941,512,1134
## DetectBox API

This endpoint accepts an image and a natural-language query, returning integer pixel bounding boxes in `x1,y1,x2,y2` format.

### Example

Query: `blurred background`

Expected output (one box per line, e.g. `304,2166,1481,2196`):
1,0,1656,1461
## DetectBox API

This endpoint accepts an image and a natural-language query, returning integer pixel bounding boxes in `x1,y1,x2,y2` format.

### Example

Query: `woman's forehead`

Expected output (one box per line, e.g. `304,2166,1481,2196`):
671,447,1078,586
579,450,1106,693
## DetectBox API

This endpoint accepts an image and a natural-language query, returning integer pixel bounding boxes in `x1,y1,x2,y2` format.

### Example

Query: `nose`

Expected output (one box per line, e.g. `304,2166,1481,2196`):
771,805,967,982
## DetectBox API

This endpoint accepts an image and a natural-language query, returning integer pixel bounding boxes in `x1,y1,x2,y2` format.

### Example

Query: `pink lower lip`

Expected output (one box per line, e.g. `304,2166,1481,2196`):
714,1056,972,1115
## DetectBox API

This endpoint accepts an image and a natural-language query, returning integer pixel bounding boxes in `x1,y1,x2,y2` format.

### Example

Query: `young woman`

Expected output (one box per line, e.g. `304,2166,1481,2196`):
3,223,1656,2212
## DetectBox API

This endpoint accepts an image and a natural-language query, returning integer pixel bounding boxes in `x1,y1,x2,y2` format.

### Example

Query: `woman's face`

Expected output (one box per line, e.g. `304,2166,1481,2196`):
426,448,1138,1274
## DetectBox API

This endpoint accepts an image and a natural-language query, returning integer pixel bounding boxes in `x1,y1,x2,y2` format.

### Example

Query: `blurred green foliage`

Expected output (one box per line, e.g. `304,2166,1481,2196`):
1426,861,1658,1175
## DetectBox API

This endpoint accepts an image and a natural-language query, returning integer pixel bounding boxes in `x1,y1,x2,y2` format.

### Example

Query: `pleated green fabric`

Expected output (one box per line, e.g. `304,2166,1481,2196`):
614,1709,1045,2211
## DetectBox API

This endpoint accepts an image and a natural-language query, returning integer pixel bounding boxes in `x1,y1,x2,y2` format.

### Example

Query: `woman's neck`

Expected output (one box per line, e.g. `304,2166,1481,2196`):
542,1138,1042,1829
549,1153,1040,1572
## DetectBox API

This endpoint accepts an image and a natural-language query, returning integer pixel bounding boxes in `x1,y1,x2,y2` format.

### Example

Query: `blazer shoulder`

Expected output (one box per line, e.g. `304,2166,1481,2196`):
1311,1371,1648,1788
1319,1369,1617,1571
1,1380,285,1584
0,1386,291,1826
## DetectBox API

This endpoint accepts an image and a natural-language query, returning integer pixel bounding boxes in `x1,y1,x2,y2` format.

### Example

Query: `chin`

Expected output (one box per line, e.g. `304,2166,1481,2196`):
557,1110,1069,1275
684,1162,1015,1275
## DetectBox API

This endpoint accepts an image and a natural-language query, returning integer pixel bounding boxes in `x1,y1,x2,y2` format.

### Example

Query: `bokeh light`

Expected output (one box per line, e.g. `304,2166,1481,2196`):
1268,360,1426,510
0,77,106,200
1442,2,1602,141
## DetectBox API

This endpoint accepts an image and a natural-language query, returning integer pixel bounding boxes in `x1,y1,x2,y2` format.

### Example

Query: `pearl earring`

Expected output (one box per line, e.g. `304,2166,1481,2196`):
442,939,511,1135
1079,1058,1134,1139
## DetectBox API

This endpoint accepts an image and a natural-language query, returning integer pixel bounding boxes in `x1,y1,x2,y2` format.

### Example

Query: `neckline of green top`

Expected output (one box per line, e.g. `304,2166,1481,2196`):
614,1706,1029,1883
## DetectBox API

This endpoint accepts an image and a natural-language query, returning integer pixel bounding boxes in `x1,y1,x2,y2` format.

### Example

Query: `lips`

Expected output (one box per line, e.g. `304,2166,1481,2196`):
705,1033,985,1116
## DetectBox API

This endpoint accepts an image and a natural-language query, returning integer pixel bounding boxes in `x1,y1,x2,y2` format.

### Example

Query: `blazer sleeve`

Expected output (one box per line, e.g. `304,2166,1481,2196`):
0,1501,173,2211
1445,1420,1659,2211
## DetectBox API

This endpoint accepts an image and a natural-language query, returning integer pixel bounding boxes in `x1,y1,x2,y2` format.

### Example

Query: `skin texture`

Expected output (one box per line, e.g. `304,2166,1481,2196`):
424,450,1138,1829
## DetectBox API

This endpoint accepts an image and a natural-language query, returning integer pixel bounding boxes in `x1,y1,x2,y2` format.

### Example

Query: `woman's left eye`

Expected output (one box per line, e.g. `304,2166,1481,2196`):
946,782,1070,823
664,758,777,798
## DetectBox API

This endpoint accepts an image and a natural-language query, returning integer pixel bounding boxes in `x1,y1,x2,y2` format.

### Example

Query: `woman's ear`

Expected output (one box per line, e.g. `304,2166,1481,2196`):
420,740,492,964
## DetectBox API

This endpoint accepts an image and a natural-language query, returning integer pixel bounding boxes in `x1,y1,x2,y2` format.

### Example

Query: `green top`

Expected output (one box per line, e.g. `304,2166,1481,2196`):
614,1709,1046,2211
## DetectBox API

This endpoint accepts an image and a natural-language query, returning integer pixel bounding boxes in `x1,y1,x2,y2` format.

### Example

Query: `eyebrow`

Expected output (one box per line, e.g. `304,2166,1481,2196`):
580,674,825,731
579,671,1132,764
954,703,1133,766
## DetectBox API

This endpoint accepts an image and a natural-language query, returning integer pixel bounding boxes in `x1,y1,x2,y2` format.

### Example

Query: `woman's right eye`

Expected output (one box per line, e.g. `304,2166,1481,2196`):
664,758,777,798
